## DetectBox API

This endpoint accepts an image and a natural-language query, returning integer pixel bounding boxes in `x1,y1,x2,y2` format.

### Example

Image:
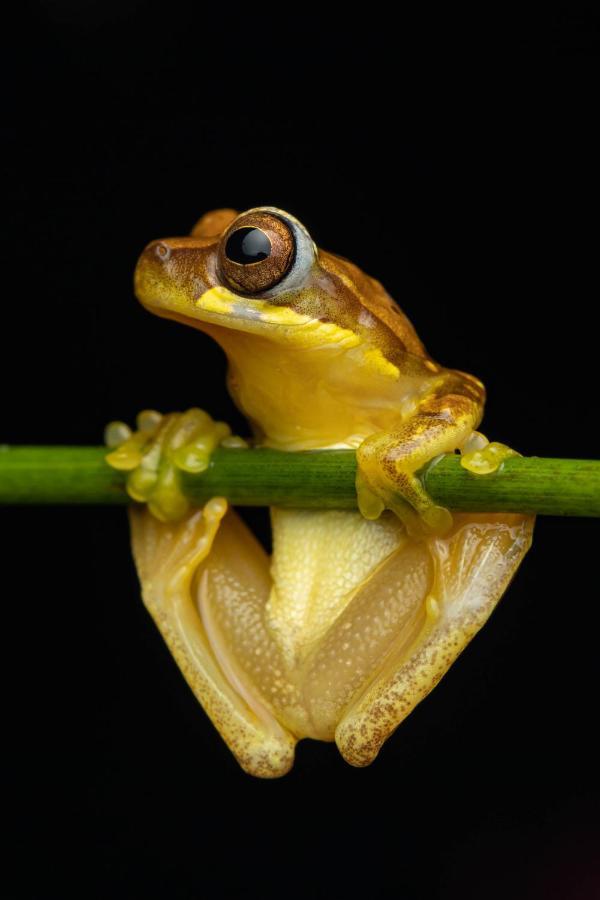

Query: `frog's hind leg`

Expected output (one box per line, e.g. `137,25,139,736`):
129,501,296,778
335,512,534,767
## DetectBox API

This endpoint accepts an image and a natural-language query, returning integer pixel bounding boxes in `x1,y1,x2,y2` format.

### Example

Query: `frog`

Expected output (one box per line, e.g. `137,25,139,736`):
105,206,534,778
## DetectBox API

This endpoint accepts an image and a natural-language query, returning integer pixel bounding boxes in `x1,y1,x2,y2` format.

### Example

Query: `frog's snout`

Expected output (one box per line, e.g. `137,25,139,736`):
134,236,216,314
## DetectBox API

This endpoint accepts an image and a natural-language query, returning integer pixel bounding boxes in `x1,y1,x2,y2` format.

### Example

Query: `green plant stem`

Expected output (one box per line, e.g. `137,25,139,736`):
0,445,599,516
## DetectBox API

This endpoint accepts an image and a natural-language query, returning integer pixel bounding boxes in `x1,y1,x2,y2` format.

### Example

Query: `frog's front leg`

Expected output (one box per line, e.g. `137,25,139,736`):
104,407,235,522
356,391,482,535
105,410,296,777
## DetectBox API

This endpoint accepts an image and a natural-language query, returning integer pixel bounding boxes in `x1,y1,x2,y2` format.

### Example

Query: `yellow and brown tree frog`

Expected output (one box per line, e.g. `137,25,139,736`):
105,207,534,778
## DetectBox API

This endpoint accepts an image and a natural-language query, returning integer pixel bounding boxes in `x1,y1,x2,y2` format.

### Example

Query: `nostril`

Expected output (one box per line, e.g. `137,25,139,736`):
153,241,171,261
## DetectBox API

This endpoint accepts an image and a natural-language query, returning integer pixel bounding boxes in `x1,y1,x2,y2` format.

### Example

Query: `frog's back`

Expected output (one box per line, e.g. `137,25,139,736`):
318,250,432,363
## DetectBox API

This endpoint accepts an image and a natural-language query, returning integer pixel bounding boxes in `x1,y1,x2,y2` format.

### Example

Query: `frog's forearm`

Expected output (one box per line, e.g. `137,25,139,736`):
356,393,481,532
0,446,598,517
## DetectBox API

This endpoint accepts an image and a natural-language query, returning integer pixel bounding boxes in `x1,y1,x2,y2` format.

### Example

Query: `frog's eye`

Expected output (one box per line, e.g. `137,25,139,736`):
219,211,295,294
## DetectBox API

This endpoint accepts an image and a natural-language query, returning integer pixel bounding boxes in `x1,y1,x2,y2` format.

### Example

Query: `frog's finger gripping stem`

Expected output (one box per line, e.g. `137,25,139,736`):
356,393,483,536
104,408,242,522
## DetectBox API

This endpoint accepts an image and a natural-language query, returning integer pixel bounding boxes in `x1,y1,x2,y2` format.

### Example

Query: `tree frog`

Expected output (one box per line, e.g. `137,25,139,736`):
106,207,533,777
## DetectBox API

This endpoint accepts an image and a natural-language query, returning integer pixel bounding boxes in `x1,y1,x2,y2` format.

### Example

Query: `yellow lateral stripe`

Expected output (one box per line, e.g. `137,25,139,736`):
196,286,399,377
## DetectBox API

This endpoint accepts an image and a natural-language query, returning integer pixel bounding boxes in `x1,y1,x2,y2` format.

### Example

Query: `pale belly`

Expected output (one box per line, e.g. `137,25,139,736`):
197,508,433,740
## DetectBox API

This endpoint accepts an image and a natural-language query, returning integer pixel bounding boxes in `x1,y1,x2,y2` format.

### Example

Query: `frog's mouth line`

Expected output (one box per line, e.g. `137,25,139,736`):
141,284,364,352
195,286,313,331
138,281,402,376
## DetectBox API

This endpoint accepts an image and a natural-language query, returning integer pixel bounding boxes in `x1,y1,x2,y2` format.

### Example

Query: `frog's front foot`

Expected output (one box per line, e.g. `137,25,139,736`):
356,433,453,539
459,431,519,474
104,408,237,522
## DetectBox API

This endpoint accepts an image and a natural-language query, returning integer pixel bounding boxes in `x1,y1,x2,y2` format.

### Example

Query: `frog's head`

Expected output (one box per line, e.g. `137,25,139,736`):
134,207,437,445
135,207,429,366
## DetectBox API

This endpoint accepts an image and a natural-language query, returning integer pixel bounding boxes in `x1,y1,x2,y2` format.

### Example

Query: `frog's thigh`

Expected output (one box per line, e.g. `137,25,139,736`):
129,503,296,778
336,512,534,767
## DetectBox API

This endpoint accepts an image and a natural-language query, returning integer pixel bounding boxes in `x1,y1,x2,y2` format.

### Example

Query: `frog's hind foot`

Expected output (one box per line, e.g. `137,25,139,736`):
335,510,534,767
129,499,297,778
104,408,234,522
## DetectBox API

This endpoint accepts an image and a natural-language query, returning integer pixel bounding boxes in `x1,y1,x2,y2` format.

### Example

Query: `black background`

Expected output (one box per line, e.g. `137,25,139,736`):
3,3,599,898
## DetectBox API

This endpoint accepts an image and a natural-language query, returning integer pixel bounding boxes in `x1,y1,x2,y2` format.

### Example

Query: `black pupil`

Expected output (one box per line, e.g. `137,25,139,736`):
225,227,272,264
